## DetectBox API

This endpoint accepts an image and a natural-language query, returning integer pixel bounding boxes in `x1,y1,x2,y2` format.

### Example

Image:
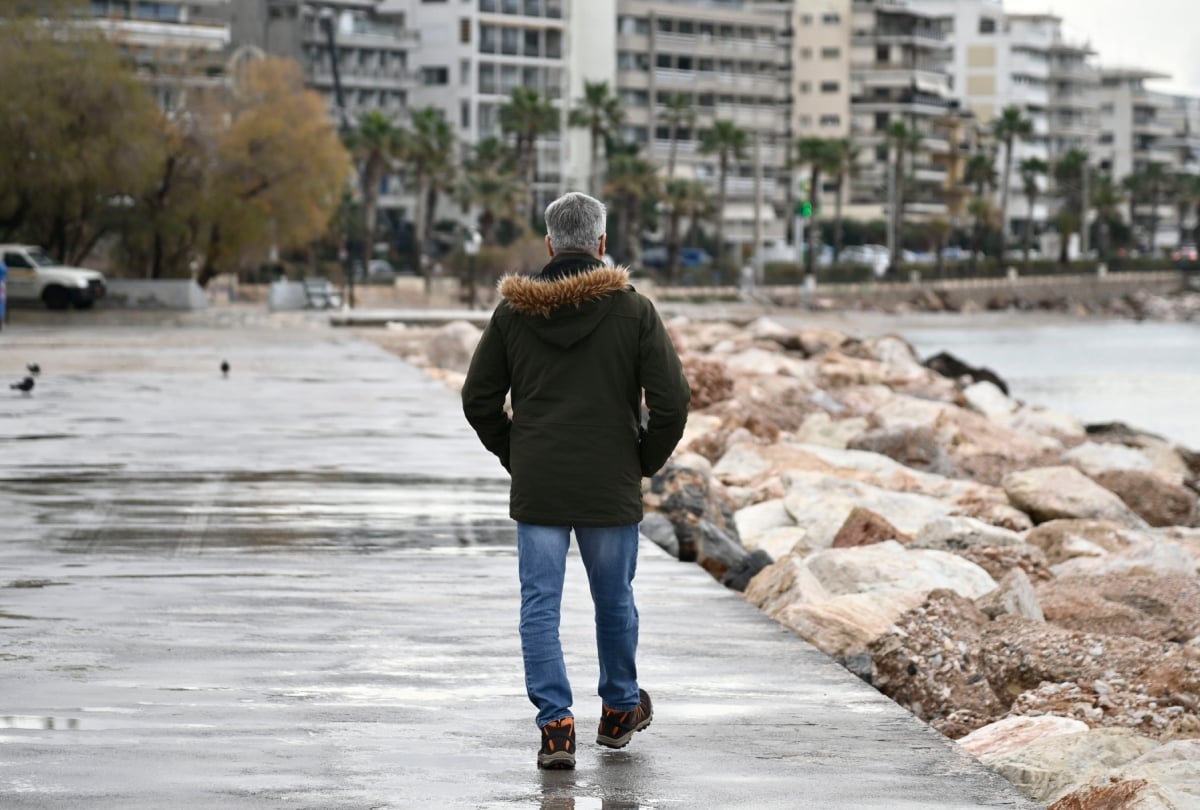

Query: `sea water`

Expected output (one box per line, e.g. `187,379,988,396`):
900,319,1200,451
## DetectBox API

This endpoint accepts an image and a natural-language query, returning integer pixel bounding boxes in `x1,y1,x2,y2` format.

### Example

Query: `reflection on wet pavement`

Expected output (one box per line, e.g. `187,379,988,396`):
0,325,1037,809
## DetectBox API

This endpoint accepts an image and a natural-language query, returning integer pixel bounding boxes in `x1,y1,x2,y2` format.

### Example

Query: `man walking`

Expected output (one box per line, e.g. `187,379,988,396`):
462,192,690,770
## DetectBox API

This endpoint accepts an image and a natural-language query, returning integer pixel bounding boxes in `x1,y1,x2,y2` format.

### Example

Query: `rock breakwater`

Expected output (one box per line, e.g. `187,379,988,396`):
366,314,1200,808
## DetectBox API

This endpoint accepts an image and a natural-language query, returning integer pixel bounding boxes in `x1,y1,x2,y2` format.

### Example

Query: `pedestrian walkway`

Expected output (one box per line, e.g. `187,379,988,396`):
0,321,1037,809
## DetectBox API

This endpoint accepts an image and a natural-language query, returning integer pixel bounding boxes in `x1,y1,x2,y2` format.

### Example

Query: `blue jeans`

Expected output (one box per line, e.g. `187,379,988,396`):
516,522,641,728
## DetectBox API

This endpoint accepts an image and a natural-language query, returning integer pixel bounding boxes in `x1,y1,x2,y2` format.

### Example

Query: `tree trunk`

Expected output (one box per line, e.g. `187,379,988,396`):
833,174,845,263
666,208,682,284
806,165,820,277
715,154,728,271
198,223,221,288
1022,193,1035,275
590,126,601,197
667,122,678,181
999,140,1013,267
1149,185,1161,255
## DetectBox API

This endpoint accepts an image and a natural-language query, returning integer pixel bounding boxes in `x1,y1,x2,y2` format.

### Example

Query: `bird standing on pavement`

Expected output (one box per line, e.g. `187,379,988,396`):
10,377,34,394
220,360,230,377
26,363,40,376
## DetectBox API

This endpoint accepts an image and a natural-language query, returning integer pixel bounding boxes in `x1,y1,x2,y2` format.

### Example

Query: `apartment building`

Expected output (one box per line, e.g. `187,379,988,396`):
393,0,585,220
910,1,1058,236
1097,67,1185,249
846,0,960,222
1045,31,1098,161
89,0,231,112
231,0,415,124
615,0,792,254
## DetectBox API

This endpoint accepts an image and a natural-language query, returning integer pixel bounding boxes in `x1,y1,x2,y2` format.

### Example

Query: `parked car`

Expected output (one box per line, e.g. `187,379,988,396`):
0,244,107,309
641,246,712,269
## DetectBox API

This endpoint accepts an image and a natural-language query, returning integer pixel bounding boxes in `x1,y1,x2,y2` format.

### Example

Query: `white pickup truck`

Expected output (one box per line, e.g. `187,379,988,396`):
0,244,107,309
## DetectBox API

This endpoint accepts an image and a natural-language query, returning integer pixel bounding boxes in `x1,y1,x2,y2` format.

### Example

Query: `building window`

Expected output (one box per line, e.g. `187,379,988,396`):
800,47,812,59
422,66,449,85
460,100,470,129
979,17,996,34
820,81,839,93
821,13,840,24
478,62,496,93
480,24,496,53
821,47,840,59
479,0,496,10
460,18,471,43
501,27,519,54
1099,132,1114,144
798,81,811,93
819,114,840,127
460,59,470,84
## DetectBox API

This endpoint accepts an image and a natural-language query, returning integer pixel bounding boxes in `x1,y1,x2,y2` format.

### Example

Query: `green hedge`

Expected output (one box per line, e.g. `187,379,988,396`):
753,258,1181,286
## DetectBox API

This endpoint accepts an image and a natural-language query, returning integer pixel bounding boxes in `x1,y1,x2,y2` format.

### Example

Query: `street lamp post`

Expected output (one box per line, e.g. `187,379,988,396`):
317,6,355,308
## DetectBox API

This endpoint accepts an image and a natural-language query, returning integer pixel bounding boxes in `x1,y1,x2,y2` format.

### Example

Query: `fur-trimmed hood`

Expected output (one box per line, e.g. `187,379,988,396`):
499,266,631,318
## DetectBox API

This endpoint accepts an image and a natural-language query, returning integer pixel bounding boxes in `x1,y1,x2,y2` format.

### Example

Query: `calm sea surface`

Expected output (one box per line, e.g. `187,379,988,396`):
899,319,1200,451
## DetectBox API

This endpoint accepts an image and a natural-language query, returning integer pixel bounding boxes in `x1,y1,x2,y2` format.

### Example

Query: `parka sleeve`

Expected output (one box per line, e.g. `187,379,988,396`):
461,311,513,473
637,300,690,477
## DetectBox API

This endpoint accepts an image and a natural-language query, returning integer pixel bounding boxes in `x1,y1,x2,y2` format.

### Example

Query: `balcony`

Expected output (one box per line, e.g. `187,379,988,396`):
854,62,950,94
93,18,229,51
655,31,778,56
713,104,788,131
652,68,783,97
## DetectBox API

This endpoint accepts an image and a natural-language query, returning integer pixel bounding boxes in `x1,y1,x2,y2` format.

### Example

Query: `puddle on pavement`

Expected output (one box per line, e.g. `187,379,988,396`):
0,716,81,730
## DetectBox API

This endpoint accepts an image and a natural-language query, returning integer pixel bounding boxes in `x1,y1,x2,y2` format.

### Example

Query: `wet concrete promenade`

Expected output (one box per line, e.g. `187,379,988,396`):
0,318,1037,809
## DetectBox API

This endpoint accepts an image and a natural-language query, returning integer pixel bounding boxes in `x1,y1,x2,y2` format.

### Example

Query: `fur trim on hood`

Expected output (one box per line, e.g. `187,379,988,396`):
498,266,630,318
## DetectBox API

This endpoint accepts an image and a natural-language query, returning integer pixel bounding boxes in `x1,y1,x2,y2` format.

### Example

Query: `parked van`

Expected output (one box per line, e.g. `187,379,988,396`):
0,245,107,309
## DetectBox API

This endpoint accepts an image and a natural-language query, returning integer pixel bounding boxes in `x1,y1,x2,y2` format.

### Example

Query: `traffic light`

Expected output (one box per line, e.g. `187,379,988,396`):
796,200,813,219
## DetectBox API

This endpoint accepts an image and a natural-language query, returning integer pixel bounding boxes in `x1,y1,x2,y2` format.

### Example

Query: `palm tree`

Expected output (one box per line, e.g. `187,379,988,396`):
1140,162,1169,255
568,81,622,196
993,106,1034,264
1053,149,1088,263
1018,156,1047,273
1172,172,1200,246
397,107,456,293
794,137,835,277
661,93,695,181
886,121,922,272
964,149,997,273
1090,172,1124,261
826,138,859,263
499,87,559,229
698,119,748,270
458,136,522,245
662,179,710,283
604,153,661,268
344,110,402,304
927,216,952,276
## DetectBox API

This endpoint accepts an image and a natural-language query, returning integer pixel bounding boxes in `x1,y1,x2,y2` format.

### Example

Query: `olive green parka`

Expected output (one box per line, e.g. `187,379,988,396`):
461,252,690,527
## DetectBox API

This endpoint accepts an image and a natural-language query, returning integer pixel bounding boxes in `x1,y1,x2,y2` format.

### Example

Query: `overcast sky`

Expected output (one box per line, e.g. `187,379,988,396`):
1003,0,1200,96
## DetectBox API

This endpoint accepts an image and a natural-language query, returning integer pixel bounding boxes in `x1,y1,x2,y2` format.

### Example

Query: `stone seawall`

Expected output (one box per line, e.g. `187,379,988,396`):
654,271,1187,310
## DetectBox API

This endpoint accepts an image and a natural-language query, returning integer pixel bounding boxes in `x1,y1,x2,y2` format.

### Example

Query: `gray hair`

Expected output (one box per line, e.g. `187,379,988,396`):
544,192,606,253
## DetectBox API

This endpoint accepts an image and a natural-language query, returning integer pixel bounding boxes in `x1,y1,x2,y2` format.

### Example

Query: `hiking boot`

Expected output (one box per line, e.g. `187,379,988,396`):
538,717,576,770
596,689,653,749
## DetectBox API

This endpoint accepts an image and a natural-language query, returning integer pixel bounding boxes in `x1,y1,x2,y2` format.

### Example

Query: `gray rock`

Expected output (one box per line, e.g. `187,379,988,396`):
640,512,678,558
912,516,1025,551
847,425,957,477
976,568,1044,622
1002,466,1150,529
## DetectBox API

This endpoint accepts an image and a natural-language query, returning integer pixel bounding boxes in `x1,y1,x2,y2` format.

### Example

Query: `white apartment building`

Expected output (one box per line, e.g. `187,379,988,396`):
912,1,1065,237
615,0,792,252
90,0,231,112
391,0,610,226
1045,30,1098,161
1097,67,1186,249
